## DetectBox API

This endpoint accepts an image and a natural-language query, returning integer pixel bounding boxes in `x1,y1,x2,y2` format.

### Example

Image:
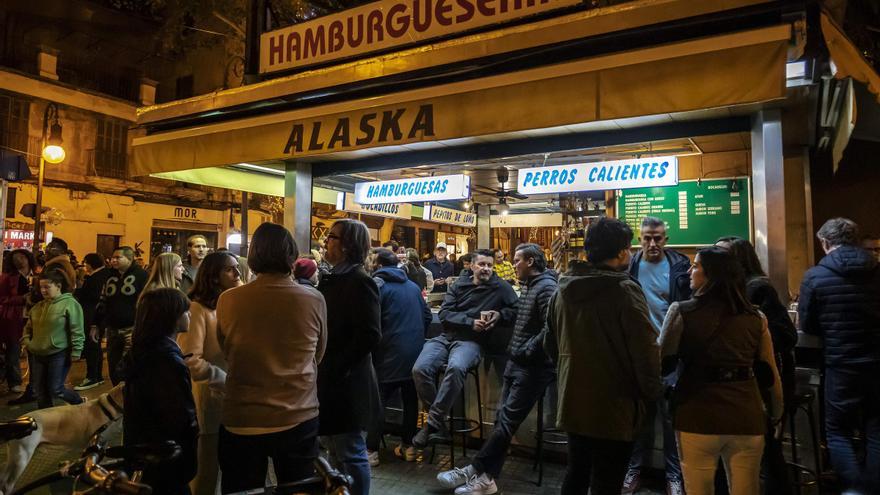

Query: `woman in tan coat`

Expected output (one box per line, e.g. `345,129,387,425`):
178,252,242,495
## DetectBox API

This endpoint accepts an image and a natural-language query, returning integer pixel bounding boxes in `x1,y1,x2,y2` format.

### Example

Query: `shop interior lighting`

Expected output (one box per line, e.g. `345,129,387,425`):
235,163,285,176
497,199,510,216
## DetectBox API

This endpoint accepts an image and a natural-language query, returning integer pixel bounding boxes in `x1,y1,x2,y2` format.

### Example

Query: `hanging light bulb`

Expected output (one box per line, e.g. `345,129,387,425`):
497,199,510,216
42,119,65,164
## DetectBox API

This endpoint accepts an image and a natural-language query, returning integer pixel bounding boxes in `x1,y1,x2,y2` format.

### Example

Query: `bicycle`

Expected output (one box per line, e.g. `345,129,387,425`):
228,457,353,495
11,422,180,495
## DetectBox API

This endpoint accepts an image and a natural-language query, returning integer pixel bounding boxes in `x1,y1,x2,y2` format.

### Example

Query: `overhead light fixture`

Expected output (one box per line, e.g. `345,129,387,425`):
42,116,65,164
463,199,471,210
235,163,285,176
497,199,510,216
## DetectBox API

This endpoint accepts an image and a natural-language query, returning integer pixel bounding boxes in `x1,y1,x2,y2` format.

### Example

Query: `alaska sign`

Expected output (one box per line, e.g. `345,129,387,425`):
283,104,434,155
260,0,580,73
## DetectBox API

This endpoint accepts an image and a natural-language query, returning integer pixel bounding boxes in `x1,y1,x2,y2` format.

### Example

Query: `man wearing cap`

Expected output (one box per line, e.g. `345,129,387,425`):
425,243,455,293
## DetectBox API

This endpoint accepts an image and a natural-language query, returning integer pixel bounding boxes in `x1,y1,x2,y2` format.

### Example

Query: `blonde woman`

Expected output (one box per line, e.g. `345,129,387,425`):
141,253,184,302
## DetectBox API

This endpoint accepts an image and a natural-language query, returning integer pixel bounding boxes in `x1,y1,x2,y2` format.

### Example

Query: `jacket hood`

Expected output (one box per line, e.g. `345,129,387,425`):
820,245,878,276
559,261,631,303
47,293,75,304
374,266,408,283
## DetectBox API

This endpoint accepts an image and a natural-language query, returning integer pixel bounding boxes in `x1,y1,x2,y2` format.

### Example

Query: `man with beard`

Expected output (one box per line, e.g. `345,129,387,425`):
412,249,517,448
180,235,209,294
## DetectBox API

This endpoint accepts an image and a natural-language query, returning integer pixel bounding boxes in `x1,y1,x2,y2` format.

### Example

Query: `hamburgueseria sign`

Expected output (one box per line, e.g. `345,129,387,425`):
260,0,580,73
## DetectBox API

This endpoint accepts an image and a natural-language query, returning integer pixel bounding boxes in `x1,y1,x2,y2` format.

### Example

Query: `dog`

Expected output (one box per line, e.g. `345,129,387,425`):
0,383,124,494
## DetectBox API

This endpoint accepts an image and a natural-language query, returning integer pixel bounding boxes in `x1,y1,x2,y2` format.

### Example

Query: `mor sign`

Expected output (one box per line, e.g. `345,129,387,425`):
260,0,580,74
517,156,679,195
354,174,470,204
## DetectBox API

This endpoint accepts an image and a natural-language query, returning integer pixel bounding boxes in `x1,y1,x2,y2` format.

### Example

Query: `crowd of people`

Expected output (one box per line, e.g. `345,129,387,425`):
0,213,875,495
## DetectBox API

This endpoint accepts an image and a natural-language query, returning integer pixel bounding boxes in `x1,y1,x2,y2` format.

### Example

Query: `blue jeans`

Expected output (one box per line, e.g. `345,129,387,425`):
825,365,880,494
327,432,370,495
472,361,555,478
31,351,82,409
628,397,683,481
412,335,482,429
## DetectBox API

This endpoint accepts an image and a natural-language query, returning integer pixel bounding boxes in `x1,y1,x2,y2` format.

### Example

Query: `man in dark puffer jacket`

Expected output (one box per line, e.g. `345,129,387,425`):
799,217,880,495
435,243,557,494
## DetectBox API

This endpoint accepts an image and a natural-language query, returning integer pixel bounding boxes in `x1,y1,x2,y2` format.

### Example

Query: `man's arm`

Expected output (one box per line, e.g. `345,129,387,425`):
438,282,474,328
543,292,560,363
620,281,662,401
797,275,820,336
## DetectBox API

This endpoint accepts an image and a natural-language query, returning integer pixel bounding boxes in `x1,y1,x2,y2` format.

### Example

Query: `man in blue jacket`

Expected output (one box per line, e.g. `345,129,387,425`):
624,216,691,495
799,218,880,495
367,248,432,465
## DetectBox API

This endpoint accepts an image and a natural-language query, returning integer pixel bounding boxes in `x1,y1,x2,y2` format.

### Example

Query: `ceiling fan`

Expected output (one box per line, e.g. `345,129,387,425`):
470,167,529,215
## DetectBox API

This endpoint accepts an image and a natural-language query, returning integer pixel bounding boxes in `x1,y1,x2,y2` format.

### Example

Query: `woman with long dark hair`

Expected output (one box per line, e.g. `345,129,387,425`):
178,252,242,495
660,246,783,494
123,288,198,494
0,249,34,392
318,219,382,495
715,236,797,494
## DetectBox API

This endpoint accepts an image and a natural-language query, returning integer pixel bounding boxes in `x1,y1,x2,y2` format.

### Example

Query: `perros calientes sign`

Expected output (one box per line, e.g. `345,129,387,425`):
354,174,471,204
261,0,580,73
517,156,679,195
336,192,413,219
423,204,476,227
283,104,434,156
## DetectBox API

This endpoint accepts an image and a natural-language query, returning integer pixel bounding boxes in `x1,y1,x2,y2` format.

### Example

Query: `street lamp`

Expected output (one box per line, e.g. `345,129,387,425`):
33,102,64,254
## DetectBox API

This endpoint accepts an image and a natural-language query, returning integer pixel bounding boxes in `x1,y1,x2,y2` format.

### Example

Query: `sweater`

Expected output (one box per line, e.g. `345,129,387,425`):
97,265,148,330
798,245,880,367
217,273,327,429
178,301,227,435
22,293,85,359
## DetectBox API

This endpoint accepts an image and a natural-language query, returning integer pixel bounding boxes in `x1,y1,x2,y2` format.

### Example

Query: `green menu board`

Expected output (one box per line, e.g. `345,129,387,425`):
617,178,751,246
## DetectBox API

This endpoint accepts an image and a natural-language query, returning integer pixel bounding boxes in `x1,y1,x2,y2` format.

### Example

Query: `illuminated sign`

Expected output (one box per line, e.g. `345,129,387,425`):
336,193,413,219
517,156,679,195
354,174,470,204
260,0,580,73
423,205,476,227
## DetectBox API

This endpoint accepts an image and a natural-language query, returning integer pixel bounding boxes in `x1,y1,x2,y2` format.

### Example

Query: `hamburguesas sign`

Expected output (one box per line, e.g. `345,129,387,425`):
261,0,580,73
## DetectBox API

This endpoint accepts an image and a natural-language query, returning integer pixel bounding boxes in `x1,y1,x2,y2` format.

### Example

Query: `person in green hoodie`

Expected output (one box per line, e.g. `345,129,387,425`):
22,269,85,409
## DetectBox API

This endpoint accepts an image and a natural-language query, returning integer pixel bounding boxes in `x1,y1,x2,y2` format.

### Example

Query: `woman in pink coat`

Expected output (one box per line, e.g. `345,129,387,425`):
0,249,34,393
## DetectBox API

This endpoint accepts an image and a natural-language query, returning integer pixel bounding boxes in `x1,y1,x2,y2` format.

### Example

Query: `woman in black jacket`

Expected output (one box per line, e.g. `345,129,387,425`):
317,219,382,495
716,236,798,494
123,288,198,495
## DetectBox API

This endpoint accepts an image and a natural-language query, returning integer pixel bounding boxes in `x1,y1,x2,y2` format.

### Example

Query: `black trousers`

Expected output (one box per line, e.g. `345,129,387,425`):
82,327,103,382
472,361,555,479
562,433,633,495
106,328,128,385
366,379,419,450
218,417,319,494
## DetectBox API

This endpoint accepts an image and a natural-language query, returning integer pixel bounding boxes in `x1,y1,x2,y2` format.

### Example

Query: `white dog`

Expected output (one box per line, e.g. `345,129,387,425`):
0,383,124,494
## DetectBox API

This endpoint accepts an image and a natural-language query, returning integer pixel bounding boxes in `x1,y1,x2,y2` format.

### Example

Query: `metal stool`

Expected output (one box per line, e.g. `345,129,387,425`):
784,388,823,495
429,364,484,466
533,391,567,486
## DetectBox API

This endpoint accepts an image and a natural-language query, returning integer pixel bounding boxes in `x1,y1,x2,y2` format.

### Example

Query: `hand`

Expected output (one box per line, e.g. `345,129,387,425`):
485,310,501,329
435,278,446,286
89,326,99,343
472,319,489,332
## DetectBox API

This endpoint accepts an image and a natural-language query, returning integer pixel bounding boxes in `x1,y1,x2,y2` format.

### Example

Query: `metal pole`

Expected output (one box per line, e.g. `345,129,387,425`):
0,179,8,272
244,0,266,85
240,191,249,257
33,105,51,256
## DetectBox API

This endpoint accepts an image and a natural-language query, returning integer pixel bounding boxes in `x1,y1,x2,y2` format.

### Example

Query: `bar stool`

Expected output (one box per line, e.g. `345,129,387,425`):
429,364,484,466
784,388,823,495
533,391,567,486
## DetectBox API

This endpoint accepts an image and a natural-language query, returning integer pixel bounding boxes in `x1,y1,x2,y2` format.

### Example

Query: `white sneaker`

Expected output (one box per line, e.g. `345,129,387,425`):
454,473,498,495
437,465,476,489
367,450,379,467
